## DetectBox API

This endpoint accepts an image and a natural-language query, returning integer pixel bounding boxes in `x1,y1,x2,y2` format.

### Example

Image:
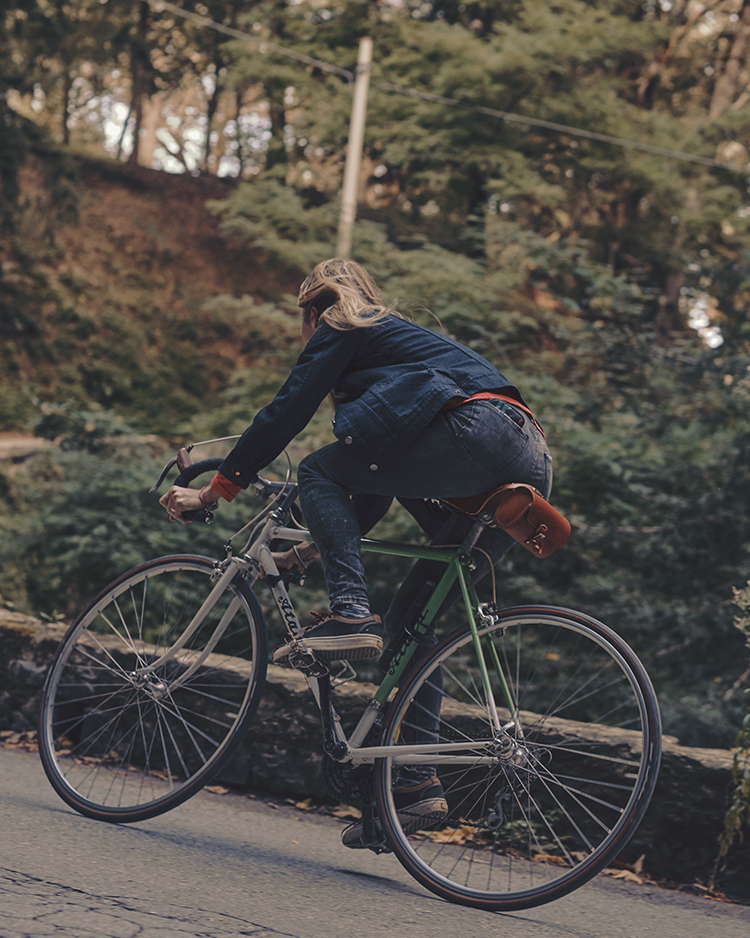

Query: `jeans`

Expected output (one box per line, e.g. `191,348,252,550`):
298,400,552,616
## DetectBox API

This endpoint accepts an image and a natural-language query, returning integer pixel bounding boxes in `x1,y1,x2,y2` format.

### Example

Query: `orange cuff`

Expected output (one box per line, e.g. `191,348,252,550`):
210,472,242,503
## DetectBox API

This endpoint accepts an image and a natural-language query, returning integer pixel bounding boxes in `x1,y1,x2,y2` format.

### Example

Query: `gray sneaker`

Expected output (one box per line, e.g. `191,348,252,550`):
273,612,383,665
341,776,448,849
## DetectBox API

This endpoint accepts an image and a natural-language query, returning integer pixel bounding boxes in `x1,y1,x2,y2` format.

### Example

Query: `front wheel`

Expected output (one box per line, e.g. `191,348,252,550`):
38,555,268,823
375,606,661,911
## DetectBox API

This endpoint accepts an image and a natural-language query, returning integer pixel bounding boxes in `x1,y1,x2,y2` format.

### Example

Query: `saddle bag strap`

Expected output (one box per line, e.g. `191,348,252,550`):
444,483,571,559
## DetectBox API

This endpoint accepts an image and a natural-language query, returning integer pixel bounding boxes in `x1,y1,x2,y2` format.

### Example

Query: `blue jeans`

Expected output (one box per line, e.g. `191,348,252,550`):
298,400,553,616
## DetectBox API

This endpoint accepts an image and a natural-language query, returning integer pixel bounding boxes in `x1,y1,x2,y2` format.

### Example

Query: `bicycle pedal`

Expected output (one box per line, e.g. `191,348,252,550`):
276,645,329,677
280,568,306,587
365,840,392,855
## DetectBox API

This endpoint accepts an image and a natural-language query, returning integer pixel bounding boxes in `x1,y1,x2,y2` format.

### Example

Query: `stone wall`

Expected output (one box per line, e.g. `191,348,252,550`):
2,611,748,898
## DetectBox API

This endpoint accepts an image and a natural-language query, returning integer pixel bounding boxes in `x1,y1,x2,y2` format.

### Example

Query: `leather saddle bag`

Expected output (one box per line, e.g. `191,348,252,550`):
444,483,571,559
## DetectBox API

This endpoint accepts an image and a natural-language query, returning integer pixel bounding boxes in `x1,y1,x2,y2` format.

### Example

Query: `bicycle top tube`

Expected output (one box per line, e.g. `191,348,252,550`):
256,522,470,566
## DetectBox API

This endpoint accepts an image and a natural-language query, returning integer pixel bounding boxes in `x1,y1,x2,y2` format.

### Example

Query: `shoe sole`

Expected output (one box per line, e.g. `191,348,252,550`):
273,635,383,664
341,798,448,848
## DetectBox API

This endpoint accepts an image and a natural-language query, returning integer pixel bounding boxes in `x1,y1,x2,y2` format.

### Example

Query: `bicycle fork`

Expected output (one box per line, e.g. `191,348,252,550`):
127,558,245,692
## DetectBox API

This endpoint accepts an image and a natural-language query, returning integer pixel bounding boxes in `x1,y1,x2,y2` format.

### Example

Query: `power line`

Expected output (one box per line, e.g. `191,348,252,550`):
142,0,745,174
145,1,354,81
375,81,742,172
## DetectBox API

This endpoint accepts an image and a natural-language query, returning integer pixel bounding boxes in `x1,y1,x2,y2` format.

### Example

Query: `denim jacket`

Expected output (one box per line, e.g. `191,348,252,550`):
218,315,515,487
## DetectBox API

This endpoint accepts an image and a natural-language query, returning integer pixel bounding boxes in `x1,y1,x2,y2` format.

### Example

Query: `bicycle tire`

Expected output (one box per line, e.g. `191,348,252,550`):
38,554,267,823
375,605,661,911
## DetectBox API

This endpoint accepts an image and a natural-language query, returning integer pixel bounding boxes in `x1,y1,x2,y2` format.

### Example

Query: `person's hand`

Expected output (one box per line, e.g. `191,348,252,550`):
159,485,204,524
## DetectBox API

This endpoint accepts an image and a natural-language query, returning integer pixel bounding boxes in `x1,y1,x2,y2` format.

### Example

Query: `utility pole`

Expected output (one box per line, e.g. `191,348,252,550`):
336,37,372,258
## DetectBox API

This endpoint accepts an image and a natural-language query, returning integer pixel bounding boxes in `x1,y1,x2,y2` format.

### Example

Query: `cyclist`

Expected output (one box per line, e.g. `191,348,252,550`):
160,257,551,649
159,257,552,841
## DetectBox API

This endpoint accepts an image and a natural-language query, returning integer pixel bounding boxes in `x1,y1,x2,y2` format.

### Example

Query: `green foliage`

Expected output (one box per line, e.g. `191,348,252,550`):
2,0,750,756
712,581,750,890
209,180,338,276
33,402,133,451
208,166,750,749
0,440,249,619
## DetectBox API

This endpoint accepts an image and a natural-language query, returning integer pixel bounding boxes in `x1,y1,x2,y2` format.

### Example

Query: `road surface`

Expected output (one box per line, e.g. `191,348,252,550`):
1,747,748,938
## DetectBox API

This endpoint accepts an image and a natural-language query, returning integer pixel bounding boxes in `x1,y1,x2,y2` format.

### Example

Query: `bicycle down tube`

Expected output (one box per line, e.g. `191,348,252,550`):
250,514,520,763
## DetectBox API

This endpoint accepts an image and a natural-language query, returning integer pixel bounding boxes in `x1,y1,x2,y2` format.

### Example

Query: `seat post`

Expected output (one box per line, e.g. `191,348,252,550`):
461,520,488,554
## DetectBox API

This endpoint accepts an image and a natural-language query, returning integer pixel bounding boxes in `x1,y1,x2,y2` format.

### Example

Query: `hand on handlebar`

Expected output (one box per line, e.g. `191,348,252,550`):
159,485,215,524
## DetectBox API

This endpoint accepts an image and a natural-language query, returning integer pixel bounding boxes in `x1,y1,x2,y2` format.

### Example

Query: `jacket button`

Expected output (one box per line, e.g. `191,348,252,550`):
369,464,378,471
344,436,353,444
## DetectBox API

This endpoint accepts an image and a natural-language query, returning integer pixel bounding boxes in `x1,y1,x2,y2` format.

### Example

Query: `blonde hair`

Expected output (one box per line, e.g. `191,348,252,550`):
297,258,398,331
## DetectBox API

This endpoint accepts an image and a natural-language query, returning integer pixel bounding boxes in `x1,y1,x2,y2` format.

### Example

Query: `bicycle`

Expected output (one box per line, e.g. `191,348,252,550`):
38,447,662,912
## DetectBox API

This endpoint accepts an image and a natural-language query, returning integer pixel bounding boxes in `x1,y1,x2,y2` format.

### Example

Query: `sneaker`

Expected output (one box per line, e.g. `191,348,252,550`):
341,776,448,849
272,612,384,665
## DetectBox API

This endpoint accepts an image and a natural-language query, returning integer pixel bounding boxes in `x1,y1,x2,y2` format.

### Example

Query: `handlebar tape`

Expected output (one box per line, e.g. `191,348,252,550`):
174,457,224,488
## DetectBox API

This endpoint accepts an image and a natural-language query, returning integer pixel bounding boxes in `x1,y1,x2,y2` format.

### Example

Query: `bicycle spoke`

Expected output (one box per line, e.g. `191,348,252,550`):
39,556,267,821
377,608,660,911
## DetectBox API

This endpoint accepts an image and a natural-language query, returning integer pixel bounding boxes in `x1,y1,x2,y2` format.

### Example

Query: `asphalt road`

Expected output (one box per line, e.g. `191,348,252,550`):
1,746,748,938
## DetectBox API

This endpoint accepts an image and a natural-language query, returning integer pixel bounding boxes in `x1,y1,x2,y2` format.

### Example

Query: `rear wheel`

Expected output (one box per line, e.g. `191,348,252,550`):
38,555,267,822
375,606,661,911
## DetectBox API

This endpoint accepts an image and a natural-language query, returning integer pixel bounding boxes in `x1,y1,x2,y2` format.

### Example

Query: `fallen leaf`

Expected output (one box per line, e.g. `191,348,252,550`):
1,731,39,752
331,805,361,820
425,824,475,844
534,853,568,867
603,868,643,884
205,785,229,795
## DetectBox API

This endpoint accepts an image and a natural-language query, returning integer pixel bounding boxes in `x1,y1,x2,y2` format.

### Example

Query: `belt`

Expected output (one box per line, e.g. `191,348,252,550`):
443,391,545,438
485,398,526,428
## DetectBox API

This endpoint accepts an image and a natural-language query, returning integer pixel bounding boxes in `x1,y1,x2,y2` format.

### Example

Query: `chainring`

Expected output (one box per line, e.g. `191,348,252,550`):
323,757,374,808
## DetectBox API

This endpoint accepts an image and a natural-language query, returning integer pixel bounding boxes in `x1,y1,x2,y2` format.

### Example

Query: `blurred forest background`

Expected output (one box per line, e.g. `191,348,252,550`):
1,0,750,752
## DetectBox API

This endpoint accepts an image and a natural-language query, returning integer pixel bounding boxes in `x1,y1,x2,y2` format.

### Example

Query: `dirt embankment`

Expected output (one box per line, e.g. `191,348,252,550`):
2,155,300,425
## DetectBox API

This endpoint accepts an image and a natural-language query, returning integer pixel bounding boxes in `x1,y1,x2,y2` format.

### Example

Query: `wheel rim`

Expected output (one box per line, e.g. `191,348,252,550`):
376,609,661,909
39,557,265,818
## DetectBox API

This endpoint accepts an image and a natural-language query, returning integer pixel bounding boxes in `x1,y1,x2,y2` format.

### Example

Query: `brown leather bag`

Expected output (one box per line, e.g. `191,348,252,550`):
444,483,571,559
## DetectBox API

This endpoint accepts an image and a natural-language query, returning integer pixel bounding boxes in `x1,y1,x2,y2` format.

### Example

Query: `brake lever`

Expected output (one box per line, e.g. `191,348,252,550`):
149,447,194,493
149,456,177,493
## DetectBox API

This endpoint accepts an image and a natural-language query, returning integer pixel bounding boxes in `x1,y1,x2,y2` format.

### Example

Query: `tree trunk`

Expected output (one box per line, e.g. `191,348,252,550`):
637,0,724,108
126,0,149,166
202,69,222,174
264,79,287,174
62,70,73,146
115,100,133,162
138,92,163,169
234,89,244,178
655,272,686,346
126,86,144,166
709,0,750,118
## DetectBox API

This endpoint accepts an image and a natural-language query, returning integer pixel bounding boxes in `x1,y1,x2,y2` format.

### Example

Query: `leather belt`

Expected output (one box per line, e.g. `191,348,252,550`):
485,397,526,428
443,391,545,438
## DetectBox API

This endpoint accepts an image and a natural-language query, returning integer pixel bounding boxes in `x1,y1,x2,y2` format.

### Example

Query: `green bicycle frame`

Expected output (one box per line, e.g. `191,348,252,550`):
359,538,517,724
252,515,518,751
